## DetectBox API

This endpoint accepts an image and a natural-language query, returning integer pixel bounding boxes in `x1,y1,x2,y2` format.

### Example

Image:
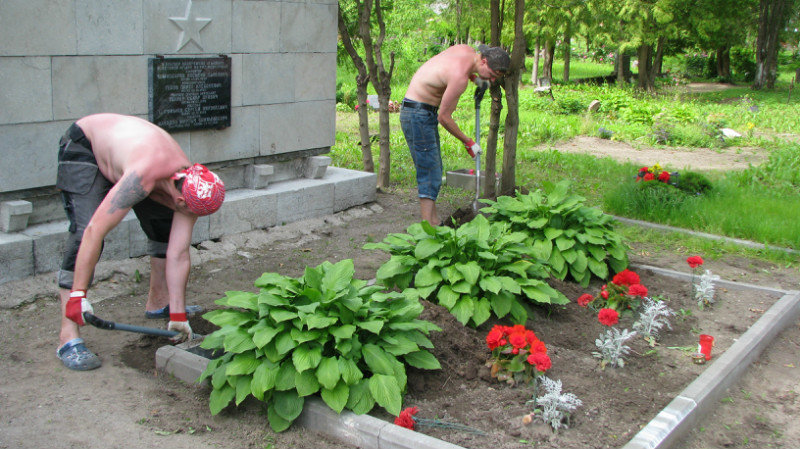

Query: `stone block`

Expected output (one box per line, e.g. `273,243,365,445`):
127,218,150,258
304,156,331,179
209,189,278,239
0,57,52,125
232,1,281,53
76,0,144,55
155,344,209,386
588,99,601,112
260,100,335,155
229,54,243,108
296,398,386,448
0,120,66,192
241,53,295,106
0,200,33,232
188,106,260,163
293,53,337,102
0,232,33,284
280,3,337,53
246,164,275,189
326,167,377,212
143,0,232,54
192,215,211,245
102,216,132,262
379,422,467,449
22,220,68,274
0,0,77,56
52,56,148,120
274,179,334,225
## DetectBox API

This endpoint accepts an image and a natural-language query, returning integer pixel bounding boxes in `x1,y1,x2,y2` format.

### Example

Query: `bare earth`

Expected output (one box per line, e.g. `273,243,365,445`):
1,136,798,449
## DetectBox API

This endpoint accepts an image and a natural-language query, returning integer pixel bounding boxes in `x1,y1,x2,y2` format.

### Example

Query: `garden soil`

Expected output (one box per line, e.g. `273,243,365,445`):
1,189,799,446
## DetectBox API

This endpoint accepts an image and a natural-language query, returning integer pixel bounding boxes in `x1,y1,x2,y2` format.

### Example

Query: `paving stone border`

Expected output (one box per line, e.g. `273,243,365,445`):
156,266,799,449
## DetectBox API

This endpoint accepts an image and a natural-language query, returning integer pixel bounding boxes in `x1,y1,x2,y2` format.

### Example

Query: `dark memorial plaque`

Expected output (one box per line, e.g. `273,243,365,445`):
148,57,231,132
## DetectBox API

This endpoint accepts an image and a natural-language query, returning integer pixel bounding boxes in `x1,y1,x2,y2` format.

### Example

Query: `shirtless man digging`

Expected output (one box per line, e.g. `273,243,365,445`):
55,113,225,371
400,44,510,225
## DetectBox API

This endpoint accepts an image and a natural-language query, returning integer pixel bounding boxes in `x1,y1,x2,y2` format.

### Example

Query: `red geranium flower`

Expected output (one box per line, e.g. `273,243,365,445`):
643,172,655,181
612,269,640,286
687,256,704,268
598,308,619,326
577,293,594,307
601,290,609,299
628,284,648,297
486,326,505,350
530,340,547,354
658,171,670,183
525,330,538,345
395,406,418,429
509,332,528,349
527,352,552,372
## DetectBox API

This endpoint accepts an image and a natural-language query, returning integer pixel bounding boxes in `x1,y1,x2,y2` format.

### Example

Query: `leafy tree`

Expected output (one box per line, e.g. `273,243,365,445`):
754,0,797,89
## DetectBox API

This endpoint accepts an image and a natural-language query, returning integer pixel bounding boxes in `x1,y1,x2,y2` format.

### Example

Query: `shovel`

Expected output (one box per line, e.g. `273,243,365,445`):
472,83,488,213
83,311,201,340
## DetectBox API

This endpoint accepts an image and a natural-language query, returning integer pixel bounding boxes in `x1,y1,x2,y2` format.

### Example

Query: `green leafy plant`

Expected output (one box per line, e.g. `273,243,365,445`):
481,181,629,287
197,259,442,432
365,215,568,327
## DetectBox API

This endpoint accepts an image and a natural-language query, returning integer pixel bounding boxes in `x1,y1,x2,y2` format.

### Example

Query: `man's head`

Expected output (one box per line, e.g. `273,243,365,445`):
478,44,511,76
172,164,225,216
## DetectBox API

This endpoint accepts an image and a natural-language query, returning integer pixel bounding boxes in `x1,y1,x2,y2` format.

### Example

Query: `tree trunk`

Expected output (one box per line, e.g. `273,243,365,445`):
754,0,787,89
637,44,655,91
653,36,665,78
532,30,541,86
500,0,526,196
542,39,555,84
358,0,395,189
484,0,502,199
562,23,572,83
337,6,374,173
716,45,732,80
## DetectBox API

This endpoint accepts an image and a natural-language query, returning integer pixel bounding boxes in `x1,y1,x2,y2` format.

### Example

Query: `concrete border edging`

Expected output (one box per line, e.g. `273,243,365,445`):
630,263,789,297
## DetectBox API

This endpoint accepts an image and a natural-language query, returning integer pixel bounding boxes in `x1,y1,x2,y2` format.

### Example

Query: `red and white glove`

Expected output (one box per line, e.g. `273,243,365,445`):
469,73,490,91
168,312,193,342
464,139,481,159
65,290,93,326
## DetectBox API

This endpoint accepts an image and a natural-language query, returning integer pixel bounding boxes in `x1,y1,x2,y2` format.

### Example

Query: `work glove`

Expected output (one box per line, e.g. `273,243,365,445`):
168,312,193,343
464,139,482,159
469,74,490,91
65,290,93,326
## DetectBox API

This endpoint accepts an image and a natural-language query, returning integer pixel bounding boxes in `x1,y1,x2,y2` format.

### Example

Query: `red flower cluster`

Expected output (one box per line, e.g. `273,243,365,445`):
628,283,648,297
577,293,594,307
612,269,640,286
486,324,551,374
687,255,704,269
394,406,418,429
598,308,619,326
636,166,672,184
575,269,650,314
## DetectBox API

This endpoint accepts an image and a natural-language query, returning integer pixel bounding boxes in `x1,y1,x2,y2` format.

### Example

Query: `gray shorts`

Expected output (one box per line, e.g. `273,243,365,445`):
57,123,173,289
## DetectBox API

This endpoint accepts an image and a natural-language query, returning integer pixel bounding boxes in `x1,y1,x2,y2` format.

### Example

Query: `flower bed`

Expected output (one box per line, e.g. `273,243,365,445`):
387,270,778,449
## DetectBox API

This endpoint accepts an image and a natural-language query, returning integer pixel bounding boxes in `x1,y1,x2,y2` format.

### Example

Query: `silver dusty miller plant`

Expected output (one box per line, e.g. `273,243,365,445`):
527,376,583,432
593,327,637,369
694,269,720,308
633,297,675,345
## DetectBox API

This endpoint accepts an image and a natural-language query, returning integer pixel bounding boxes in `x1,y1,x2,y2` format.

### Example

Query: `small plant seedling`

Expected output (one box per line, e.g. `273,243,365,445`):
677,308,692,318
721,397,734,403
133,269,142,283
741,389,752,399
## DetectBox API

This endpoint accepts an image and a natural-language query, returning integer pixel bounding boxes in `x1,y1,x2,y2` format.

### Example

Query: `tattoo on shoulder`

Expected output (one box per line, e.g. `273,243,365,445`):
109,173,148,213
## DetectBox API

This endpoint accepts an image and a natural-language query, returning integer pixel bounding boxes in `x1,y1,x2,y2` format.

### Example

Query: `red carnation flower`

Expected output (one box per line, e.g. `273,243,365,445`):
643,172,655,181
395,406,418,429
486,326,505,350
577,293,594,307
687,256,704,268
628,284,648,297
612,269,640,286
658,171,670,183
527,352,552,372
598,308,619,326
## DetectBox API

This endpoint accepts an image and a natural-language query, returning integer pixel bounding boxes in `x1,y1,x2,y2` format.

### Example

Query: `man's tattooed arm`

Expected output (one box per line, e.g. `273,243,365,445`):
109,172,148,213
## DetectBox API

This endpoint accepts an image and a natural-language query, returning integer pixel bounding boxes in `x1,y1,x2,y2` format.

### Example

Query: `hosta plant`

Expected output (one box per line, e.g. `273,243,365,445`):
365,215,568,327
481,181,628,287
197,259,442,432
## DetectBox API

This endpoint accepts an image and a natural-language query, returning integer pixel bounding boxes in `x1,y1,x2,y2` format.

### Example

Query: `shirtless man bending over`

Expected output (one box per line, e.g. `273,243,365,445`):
400,44,510,225
55,113,225,371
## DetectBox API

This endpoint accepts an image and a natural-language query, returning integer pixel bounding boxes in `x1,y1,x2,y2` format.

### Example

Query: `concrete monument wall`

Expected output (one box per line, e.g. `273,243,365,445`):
0,0,378,284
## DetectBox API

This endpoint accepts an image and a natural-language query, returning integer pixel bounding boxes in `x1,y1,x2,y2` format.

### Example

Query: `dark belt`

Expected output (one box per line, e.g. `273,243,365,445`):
402,99,438,114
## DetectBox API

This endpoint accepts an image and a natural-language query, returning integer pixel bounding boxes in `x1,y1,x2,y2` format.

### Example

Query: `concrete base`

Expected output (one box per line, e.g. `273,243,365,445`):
0,166,376,285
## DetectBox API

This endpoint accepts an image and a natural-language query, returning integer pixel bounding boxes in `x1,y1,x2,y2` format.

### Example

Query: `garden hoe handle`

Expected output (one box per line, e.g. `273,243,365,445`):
83,311,198,339
473,84,487,212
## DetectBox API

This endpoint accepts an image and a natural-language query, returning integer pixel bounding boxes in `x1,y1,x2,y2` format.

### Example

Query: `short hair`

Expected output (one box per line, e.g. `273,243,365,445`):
478,44,511,73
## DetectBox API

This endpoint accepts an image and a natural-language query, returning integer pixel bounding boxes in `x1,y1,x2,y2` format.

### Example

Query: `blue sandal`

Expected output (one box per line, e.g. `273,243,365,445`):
145,304,204,319
57,338,101,371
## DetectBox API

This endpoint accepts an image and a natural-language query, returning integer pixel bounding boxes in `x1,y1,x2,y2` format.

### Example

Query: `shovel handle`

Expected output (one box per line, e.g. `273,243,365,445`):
83,312,183,338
